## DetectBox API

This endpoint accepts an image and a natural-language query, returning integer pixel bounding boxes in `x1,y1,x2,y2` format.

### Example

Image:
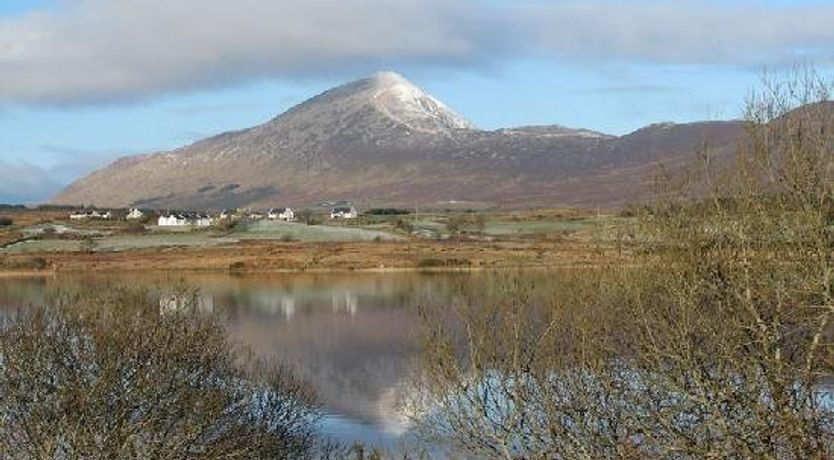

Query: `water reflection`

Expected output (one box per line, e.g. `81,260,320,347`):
159,292,215,314
0,272,458,445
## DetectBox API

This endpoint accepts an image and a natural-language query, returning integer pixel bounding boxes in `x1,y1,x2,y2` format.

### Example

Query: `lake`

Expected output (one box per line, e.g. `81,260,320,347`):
0,271,465,447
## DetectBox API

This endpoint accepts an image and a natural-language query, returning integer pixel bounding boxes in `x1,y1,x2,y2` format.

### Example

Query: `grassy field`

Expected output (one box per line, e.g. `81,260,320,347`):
1,239,85,254
480,219,594,236
232,220,402,242
0,208,632,272
21,223,103,238
0,239,628,273
1,217,404,255
94,233,239,251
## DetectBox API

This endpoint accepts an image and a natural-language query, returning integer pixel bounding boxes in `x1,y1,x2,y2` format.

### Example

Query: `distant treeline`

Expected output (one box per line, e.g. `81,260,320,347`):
0,204,89,211
366,208,411,216
31,205,156,213
35,204,80,211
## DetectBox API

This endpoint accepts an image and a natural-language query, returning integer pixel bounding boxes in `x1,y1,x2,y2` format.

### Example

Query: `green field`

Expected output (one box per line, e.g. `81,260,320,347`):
1,220,403,254
232,220,402,242
0,212,614,256
94,233,239,251
1,239,84,254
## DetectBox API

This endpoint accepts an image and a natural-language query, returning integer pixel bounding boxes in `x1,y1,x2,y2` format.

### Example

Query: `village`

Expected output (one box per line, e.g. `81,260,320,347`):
68,205,360,227
0,202,615,274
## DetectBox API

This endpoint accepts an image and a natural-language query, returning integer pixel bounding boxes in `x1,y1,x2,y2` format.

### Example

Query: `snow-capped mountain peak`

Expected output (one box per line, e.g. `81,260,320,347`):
275,71,477,135
365,71,476,132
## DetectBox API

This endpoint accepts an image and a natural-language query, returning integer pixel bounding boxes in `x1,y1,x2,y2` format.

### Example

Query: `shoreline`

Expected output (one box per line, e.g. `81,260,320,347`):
0,262,608,277
0,239,628,276
0,270,55,278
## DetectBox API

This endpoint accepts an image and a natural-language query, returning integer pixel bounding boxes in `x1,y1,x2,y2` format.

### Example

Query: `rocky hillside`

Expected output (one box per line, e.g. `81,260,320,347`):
53,71,744,209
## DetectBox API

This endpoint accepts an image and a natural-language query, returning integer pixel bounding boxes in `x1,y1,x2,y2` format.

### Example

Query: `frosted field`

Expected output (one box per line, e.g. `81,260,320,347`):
233,221,401,242
0,240,83,254
94,234,238,251
1,221,401,254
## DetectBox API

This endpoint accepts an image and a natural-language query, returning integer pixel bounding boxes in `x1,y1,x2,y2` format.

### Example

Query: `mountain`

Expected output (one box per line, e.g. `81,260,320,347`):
53,71,744,209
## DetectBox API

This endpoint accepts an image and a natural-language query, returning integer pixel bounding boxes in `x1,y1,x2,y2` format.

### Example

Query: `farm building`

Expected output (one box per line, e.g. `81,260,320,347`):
193,214,214,227
158,214,190,227
268,208,295,221
158,213,214,227
126,208,144,220
330,206,358,219
70,210,111,220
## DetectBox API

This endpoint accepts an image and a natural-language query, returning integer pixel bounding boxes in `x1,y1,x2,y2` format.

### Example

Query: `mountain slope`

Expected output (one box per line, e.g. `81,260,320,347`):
53,72,745,209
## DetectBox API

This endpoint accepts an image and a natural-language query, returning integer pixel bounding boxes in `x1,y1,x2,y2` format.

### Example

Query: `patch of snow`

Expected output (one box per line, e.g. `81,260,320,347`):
649,122,677,130
499,126,611,139
368,72,476,133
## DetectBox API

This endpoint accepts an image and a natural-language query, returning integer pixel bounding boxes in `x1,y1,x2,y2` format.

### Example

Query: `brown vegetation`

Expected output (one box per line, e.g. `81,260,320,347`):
406,69,834,459
0,285,322,458
0,238,624,274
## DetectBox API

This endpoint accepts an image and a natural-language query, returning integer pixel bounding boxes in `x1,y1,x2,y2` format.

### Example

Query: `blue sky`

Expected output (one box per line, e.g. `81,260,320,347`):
1,0,834,203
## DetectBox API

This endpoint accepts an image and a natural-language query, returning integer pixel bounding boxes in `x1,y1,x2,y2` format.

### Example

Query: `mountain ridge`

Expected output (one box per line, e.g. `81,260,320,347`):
53,71,746,209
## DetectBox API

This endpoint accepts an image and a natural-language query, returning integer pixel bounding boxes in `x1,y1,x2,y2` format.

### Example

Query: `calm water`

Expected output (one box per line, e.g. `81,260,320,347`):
0,271,463,446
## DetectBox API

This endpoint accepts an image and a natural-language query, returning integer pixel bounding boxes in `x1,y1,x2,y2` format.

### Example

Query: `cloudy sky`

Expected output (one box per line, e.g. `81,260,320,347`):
2,0,833,203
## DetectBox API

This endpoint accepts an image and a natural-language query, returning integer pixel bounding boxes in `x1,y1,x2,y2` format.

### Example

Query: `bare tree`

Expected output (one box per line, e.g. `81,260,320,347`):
406,67,834,459
0,285,321,459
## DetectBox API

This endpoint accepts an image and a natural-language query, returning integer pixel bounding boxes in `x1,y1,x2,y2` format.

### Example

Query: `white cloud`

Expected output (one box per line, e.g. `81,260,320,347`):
0,0,501,103
2,0,834,104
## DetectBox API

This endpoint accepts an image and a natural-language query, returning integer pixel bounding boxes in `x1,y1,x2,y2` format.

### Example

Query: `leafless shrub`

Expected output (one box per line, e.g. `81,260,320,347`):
407,67,834,459
0,285,321,459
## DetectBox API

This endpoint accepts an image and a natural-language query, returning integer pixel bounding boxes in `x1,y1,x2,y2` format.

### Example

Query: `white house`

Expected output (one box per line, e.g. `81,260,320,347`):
70,210,111,220
158,213,214,227
193,214,214,227
158,214,190,227
330,206,358,219
268,208,295,221
126,208,144,220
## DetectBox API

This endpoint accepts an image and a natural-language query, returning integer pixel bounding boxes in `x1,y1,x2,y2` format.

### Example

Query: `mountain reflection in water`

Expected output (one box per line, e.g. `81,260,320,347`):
0,272,460,445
